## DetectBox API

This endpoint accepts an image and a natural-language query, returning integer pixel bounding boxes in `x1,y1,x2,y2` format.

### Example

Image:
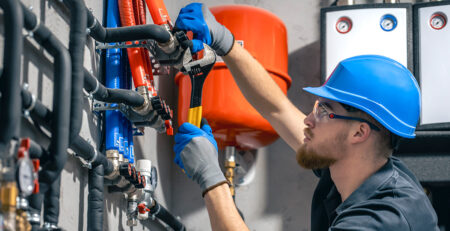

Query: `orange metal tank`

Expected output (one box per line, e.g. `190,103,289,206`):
175,5,291,150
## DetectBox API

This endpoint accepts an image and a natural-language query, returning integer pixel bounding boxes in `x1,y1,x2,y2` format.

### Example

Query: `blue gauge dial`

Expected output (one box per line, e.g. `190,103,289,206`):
380,14,397,32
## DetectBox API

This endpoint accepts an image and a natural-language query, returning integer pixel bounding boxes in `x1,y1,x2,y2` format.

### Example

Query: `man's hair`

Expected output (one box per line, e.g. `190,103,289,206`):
339,103,401,157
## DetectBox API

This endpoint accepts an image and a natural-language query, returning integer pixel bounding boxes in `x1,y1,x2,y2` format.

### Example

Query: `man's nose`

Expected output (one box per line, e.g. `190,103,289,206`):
304,111,315,128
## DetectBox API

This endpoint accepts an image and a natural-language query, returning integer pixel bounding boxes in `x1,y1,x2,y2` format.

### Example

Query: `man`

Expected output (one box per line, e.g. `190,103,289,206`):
173,3,439,231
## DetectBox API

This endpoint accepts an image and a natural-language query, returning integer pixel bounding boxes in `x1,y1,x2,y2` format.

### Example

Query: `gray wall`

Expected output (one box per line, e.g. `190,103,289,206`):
0,0,419,230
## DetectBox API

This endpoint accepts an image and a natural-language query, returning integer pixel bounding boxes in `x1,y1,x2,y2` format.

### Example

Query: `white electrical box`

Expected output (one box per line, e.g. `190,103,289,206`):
321,4,412,81
414,2,450,127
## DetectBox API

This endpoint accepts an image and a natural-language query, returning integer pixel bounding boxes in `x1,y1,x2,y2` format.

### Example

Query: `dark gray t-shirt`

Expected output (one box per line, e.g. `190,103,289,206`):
311,157,439,231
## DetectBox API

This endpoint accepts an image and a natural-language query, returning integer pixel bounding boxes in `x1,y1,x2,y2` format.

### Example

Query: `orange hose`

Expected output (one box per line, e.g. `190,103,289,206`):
138,0,146,24
144,0,171,25
118,0,147,87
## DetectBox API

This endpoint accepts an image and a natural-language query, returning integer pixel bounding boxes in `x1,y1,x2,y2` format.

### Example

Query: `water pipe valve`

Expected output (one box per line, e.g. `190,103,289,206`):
137,203,150,220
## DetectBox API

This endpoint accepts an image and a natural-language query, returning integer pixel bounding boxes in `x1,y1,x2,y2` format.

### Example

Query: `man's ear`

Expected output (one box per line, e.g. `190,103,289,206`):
350,122,371,144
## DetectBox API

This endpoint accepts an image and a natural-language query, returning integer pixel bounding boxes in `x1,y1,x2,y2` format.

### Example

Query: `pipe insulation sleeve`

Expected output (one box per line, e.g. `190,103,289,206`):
151,200,186,231
44,176,61,224
87,10,170,43
21,89,115,175
63,0,86,143
0,0,23,153
28,139,49,161
88,165,104,231
21,3,72,188
84,70,145,107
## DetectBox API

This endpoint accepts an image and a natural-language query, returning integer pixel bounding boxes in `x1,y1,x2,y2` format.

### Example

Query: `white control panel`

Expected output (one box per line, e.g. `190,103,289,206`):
416,3,450,125
322,5,411,80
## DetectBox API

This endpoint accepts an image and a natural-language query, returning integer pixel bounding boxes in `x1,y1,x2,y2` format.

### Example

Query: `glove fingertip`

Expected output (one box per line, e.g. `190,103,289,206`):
191,40,204,53
201,124,212,134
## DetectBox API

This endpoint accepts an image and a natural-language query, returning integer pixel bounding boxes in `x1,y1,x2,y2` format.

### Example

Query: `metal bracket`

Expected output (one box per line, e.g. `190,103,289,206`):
92,100,120,111
96,40,151,50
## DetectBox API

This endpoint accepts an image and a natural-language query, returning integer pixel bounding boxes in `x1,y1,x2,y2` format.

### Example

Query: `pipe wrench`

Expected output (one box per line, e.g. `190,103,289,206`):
180,45,216,127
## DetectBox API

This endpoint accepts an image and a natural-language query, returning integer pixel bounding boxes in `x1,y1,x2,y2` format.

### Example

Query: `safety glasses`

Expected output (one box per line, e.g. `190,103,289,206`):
313,101,380,131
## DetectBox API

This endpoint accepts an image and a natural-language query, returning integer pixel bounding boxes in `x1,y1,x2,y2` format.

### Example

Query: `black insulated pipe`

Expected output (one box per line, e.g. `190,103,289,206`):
28,193,44,231
0,0,23,155
21,89,114,175
150,200,186,231
86,10,171,43
44,176,61,225
87,165,104,231
84,69,145,107
63,0,86,144
21,3,72,189
28,139,49,161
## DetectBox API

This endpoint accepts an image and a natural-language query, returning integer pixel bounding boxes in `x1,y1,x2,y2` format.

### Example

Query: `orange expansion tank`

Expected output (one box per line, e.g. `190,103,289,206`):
175,5,291,150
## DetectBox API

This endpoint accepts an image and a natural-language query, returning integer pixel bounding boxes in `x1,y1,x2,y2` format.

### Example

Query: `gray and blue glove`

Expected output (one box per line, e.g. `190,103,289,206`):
174,120,227,196
175,3,234,56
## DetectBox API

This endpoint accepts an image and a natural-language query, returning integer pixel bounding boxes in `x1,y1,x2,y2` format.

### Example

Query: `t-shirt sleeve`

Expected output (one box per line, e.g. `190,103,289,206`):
329,202,410,231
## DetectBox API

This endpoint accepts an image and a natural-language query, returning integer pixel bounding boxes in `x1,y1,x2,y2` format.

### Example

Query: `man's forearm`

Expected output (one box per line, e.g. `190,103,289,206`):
222,41,288,118
222,41,306,151
204,183,249,231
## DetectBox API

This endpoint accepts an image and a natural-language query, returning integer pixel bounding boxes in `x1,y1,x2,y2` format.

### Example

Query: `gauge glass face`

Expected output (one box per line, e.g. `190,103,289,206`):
17,159,35,196
381,18,395,30
430,13,447,30
380,14,397,32
336,17,352,34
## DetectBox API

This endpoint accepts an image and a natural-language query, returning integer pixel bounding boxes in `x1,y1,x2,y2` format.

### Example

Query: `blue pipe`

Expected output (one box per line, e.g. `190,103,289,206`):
123,52,135,164
105,0,123,153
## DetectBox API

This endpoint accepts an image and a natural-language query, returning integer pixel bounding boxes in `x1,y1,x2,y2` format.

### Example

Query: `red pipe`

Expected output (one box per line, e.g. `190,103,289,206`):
118,0,147,88
144,0,171,26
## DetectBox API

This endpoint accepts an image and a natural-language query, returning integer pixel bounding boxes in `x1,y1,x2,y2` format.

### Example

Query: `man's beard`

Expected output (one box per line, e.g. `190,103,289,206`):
296,128,346,169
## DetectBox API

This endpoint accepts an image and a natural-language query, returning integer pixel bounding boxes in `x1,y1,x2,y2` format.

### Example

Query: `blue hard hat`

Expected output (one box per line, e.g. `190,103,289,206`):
304,55,420,138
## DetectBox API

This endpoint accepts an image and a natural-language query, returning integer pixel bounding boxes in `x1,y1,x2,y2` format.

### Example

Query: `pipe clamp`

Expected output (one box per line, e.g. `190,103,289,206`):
78,149,98,169
23,94,36,118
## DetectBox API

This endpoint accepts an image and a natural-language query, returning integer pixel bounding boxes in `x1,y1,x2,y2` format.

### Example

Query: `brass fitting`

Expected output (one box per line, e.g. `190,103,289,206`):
16,210,31,231
1,181,18,230
225,161,236,197
224,146,237,197
1,181,18,212
105,150,120,180
157,33,177,54
132,86,152,115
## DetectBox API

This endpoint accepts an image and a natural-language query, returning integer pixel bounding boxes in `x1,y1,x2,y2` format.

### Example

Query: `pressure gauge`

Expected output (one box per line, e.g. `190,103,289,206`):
16,158,35,197
380,14,397,32
430,13,447,30
336,17,352,34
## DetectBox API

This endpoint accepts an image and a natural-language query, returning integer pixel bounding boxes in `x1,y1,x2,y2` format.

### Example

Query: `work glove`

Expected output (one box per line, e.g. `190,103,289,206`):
175,3,234,56
173,119,227,196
